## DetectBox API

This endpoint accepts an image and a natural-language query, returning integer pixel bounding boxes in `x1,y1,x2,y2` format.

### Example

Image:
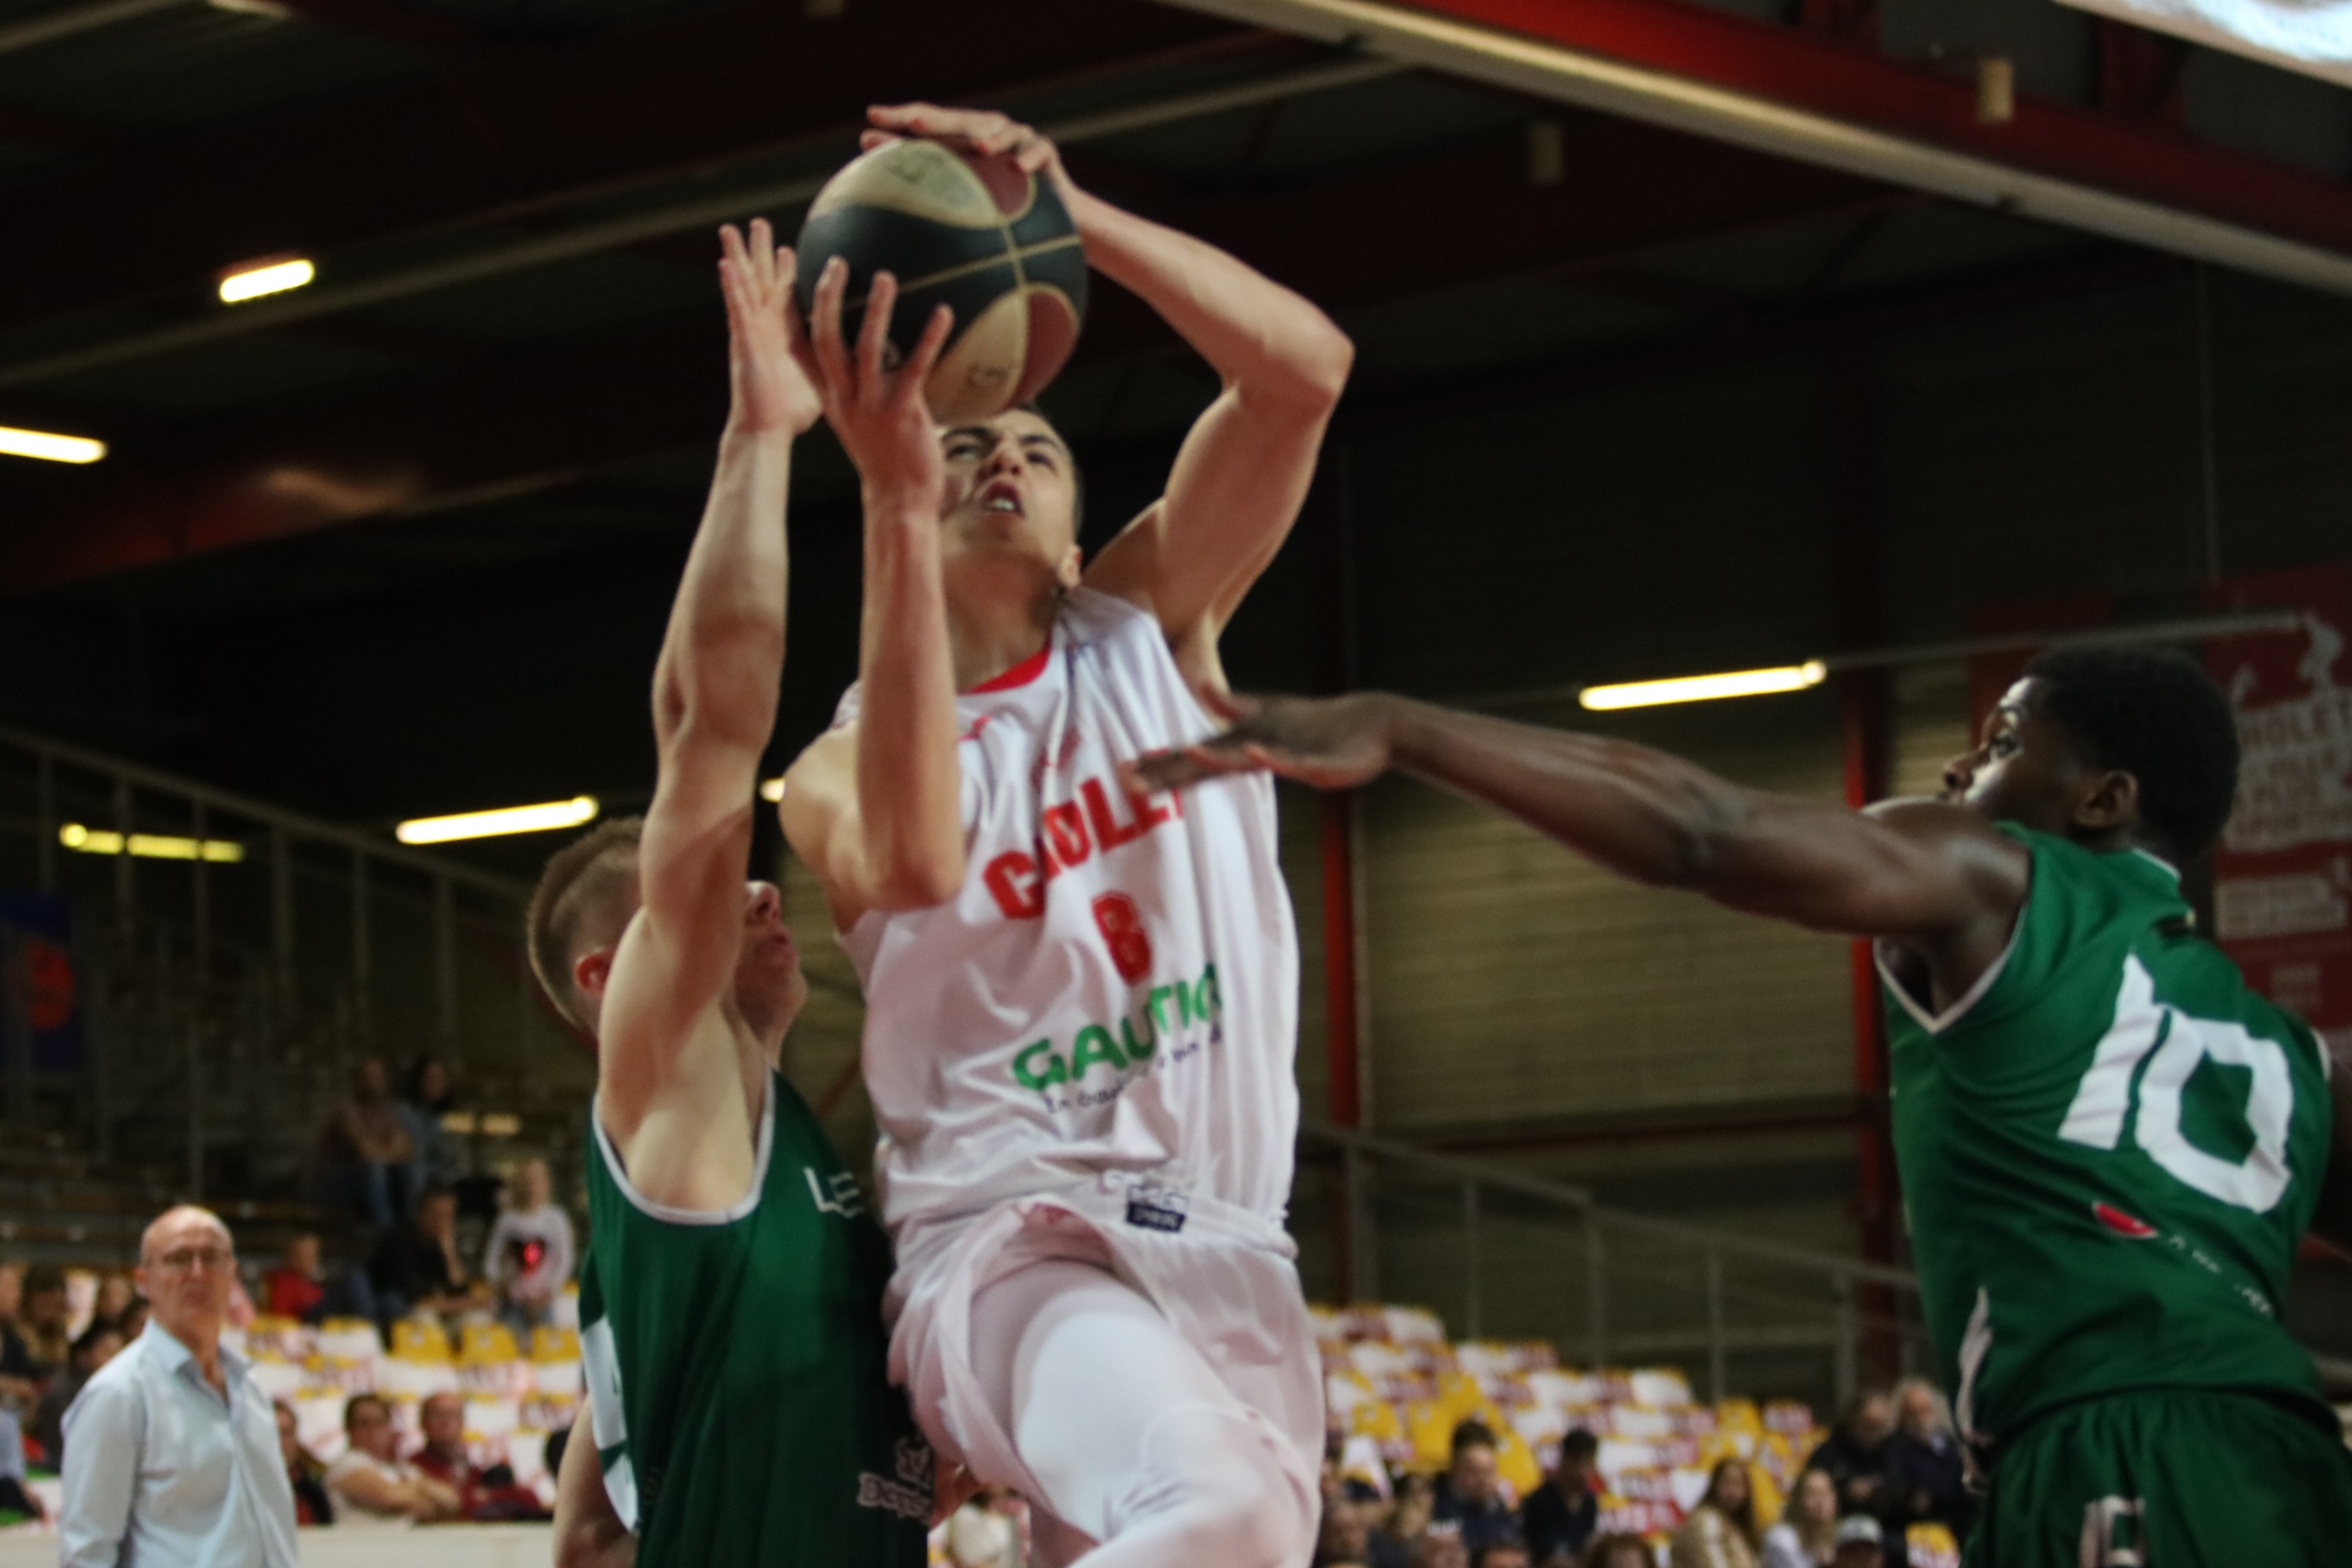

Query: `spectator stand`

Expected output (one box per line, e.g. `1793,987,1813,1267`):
1309,1299,1962,1568
243,1291,582,1505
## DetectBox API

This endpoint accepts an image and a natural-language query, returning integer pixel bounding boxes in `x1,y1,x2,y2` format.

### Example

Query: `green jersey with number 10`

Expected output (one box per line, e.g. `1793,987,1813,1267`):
1881,824,2335,1457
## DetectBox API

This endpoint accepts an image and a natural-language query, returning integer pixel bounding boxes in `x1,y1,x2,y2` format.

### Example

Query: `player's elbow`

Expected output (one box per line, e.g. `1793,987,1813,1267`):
871,850,964,910
1245,311,1352,413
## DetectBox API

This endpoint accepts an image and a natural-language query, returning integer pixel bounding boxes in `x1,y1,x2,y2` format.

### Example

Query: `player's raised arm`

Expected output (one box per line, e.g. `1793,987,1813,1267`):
595,221,819,1133
1133,692,2030,1002
866,103,1352,671
779,260,965,926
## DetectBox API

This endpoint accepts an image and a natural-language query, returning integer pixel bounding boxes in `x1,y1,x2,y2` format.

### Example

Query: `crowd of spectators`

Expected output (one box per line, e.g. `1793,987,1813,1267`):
0,1258,145,1519
300,1054,578,1339
1313,1384,1971,1568
0,1053,579,1536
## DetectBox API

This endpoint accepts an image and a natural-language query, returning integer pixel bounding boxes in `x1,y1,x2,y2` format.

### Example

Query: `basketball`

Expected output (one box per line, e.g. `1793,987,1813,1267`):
794,138,1088,422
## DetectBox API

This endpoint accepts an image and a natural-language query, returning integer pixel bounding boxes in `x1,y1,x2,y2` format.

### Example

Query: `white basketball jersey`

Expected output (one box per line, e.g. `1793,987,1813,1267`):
835,588,1300,1239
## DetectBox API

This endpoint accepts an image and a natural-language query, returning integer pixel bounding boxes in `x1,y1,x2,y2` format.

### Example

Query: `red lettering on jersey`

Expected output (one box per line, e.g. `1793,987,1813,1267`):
1042,801,1091,869
984,850,1045,920
1082,778,1171,851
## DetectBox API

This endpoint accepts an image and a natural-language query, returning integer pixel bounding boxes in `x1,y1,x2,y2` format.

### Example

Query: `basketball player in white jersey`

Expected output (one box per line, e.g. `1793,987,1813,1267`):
781,101,1352,1568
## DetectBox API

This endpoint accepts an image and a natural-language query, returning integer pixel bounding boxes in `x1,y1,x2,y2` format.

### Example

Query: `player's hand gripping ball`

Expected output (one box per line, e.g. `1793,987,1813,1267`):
794,138,1087,422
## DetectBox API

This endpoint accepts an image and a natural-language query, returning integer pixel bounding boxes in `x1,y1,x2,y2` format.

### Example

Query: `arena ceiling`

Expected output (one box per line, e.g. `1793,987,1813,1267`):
2,0,2348,859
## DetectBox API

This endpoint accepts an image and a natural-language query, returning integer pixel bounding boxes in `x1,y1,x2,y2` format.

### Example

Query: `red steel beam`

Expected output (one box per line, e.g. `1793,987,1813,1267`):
1331,0,2352,255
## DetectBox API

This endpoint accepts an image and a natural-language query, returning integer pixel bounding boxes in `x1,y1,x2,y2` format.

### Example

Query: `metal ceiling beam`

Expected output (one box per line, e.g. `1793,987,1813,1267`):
0,54,1403,393
1159,0,2352,295
0,0,183,58
0,0,1248,330
0,123,1883,593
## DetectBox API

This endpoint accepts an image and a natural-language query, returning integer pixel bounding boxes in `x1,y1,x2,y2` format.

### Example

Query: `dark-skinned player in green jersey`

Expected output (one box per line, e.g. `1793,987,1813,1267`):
1130,645,2352,1568
533,220,938,1568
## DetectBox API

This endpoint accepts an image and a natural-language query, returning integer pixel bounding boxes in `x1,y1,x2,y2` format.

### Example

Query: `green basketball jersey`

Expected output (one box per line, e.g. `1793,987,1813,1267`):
1882,824,2335,1455
579,1071,931,1567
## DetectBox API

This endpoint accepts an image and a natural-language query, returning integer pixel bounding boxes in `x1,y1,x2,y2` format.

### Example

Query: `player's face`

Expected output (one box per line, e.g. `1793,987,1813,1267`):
732,879,808,1039
936,410,1081,589
1940,677,2097,834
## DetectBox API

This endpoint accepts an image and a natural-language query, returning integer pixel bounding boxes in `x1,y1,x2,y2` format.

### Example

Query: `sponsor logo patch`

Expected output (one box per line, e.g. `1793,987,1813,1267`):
1125,1178,1189,1234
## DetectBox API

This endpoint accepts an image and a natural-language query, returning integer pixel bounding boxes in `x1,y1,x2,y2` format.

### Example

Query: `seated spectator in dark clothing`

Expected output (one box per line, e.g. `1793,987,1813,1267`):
274,1399,334,1526
411,1390,547,1521
1369,1468,1435,1568
30,1321,125,1468
1521,1427,1600,1564
1890,1378,1970,1540
1804,1391,1911,1568
112,1294,149,1343
0,1259,37,1411
11,1264,72,1381
368,1184,489,1328
92,1273,137,1332
317,1056,416,1230
1581,1533,1655,1568
1433,1419,1521,1558
1474,1536,1532,1568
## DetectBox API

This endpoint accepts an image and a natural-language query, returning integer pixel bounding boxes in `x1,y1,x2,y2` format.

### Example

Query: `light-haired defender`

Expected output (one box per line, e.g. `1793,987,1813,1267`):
535,220,931,1568
781,102,1351,1568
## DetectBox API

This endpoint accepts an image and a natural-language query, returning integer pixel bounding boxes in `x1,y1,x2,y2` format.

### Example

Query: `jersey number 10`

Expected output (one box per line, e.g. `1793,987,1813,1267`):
2058,956,2296,1214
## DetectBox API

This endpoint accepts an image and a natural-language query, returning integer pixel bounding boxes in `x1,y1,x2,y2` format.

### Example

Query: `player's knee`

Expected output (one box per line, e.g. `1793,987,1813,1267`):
1123,1408,1312,1568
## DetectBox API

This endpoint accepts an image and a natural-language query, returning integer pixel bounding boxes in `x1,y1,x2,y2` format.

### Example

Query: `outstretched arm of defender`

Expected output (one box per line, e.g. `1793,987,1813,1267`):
779,259,966,927
1133,692,2028,998
869,104,1353,663
597,221,820,1129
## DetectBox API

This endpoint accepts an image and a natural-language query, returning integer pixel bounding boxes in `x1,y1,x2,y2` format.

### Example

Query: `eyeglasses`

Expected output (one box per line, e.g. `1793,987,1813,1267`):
148,1246,235,1273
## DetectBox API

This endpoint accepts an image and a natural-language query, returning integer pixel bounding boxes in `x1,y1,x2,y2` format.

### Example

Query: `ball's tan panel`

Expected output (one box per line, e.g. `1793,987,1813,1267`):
925,288,1030,422
808,139,1000,229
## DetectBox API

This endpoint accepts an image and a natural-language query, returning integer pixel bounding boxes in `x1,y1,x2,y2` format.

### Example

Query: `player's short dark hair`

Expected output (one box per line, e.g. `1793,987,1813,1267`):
526,816,645,1031
2023,645,2240,860
1560,1428,1599,1460
1451,1418,1498,1456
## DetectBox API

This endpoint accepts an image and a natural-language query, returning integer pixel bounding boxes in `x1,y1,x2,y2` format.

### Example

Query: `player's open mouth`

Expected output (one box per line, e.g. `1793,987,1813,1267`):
980,480,1023,518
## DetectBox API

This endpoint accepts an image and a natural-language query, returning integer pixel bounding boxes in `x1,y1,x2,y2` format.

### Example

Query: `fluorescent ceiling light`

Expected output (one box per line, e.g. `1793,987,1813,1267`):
218,258,315,304
397,796,597,844
60,824,245,862
0,425,105,464
1580,661,1827,711
760,778,786,803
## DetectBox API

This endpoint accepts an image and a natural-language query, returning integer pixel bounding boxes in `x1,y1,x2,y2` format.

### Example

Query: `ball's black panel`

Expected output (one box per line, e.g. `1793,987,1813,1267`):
793,144,1087,392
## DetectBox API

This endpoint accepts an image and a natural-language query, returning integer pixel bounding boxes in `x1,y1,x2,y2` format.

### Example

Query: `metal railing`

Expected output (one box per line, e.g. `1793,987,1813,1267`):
0,725,590,1194
1297,1121,1927,1411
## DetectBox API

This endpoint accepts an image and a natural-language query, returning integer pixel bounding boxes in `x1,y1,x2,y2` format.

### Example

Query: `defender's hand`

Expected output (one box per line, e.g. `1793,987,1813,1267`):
718,220,821,437
1124,692,1396,793
863,101,1076,205
805,253,955,509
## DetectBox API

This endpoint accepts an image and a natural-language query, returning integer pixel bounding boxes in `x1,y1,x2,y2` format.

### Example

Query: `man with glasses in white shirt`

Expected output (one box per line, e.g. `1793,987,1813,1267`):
59,1205,300,1568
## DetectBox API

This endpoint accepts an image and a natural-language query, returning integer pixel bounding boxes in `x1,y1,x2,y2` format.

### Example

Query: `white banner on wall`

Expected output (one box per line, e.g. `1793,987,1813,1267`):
2058,0,2352,89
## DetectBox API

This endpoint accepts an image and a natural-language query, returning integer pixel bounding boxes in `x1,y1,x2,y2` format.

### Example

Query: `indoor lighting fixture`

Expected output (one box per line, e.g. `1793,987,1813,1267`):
218,258,315,304
760,778,786,803
1579,661,1827,712
396,796,598,844
58,824,245,862
0,425,105,464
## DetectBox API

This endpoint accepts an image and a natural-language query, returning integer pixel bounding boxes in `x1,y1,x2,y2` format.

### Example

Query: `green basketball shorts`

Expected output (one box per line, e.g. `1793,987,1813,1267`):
1967,1389,2352,1568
